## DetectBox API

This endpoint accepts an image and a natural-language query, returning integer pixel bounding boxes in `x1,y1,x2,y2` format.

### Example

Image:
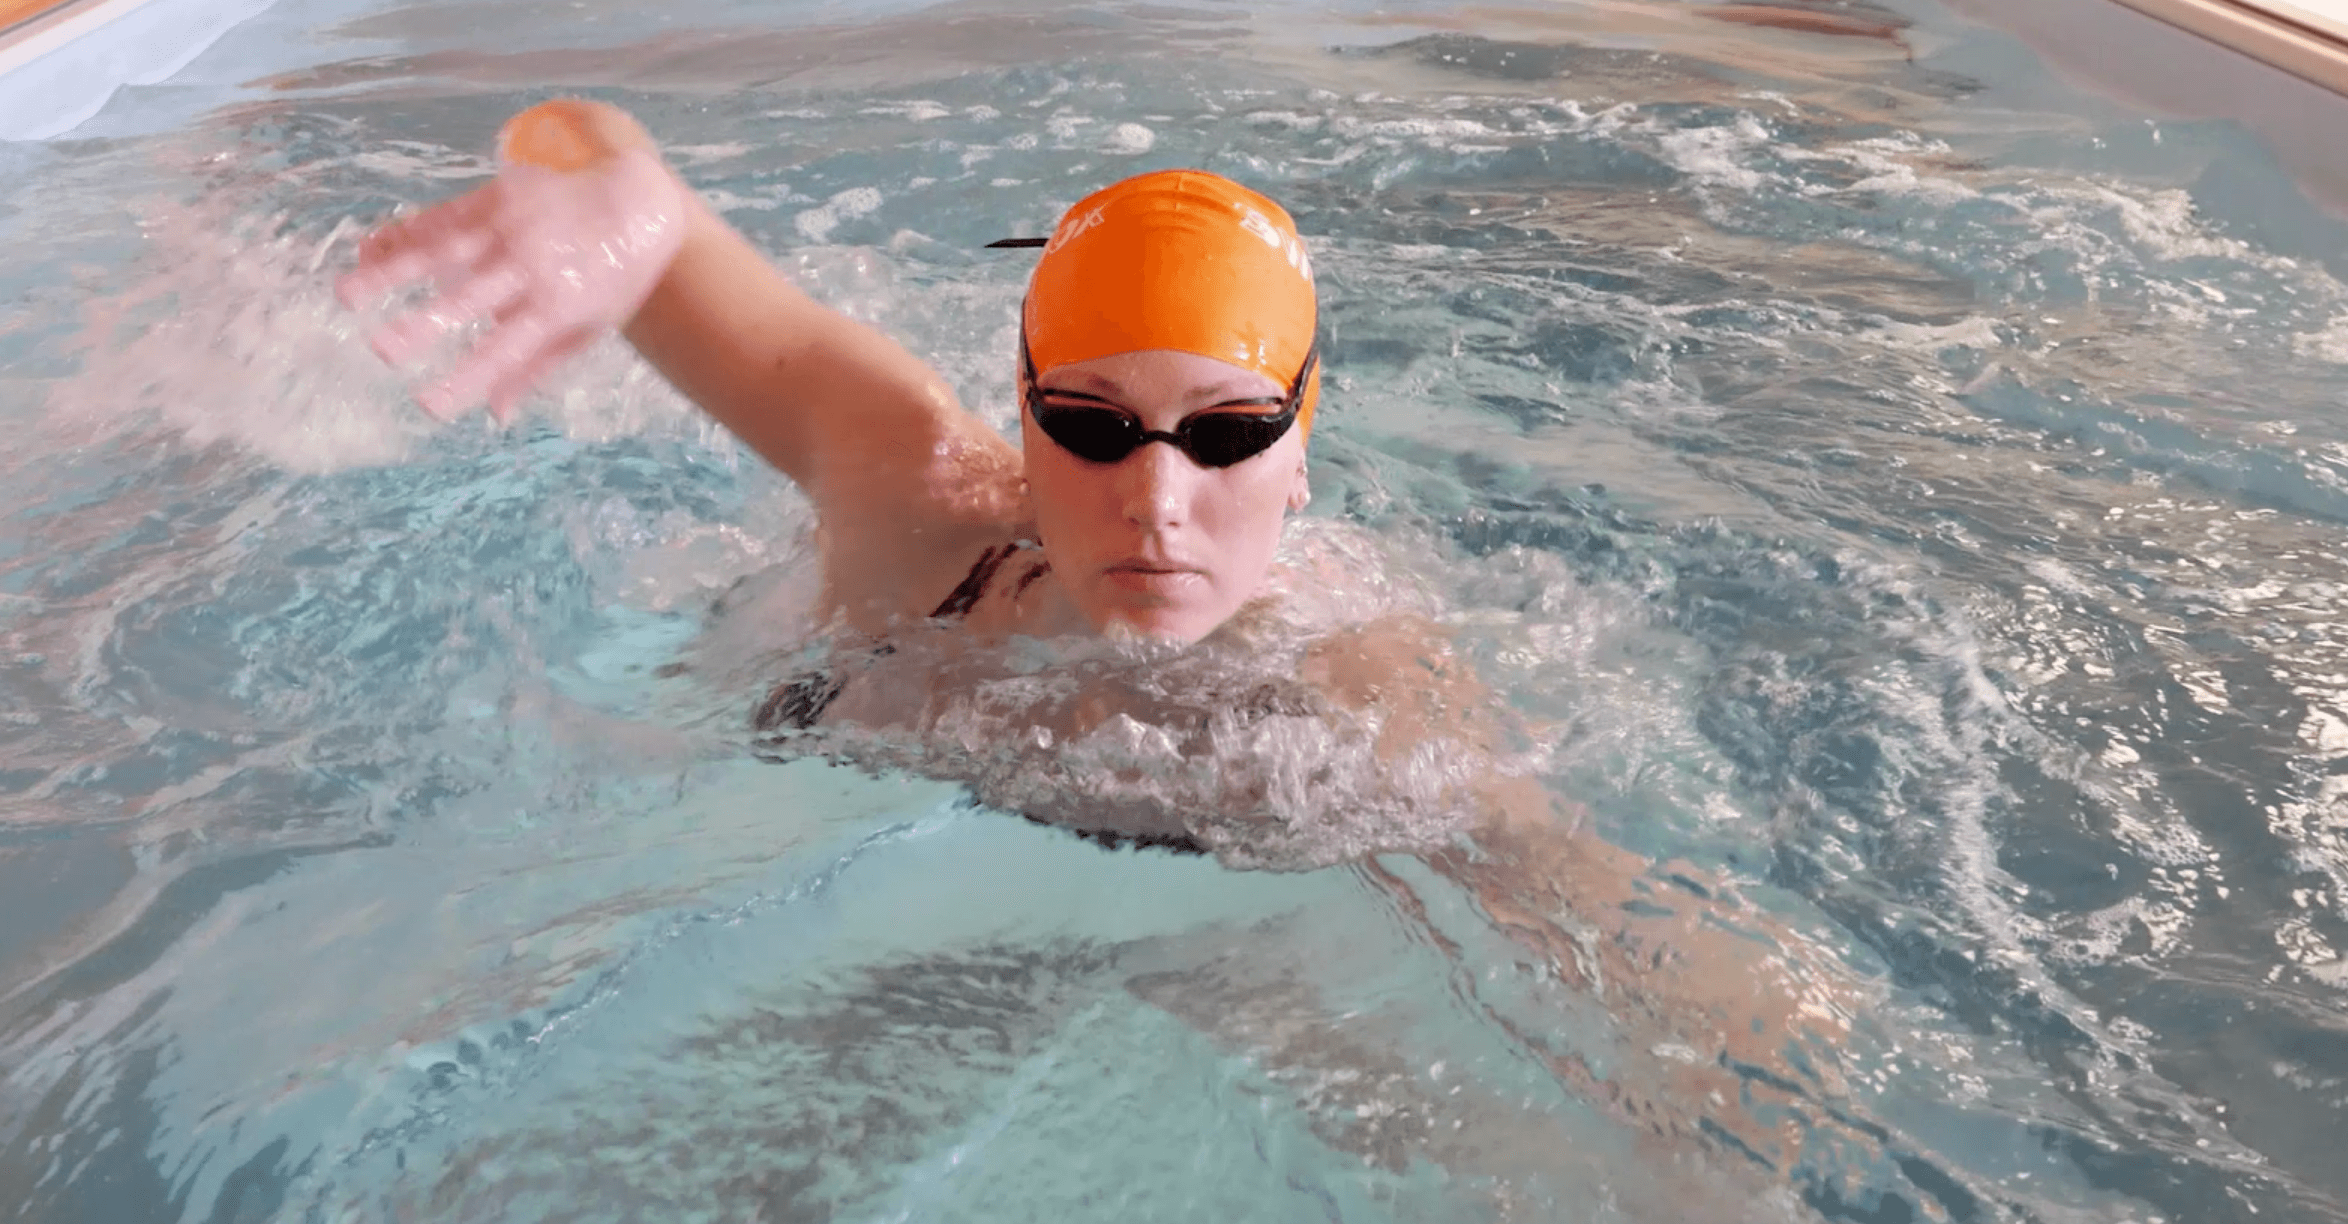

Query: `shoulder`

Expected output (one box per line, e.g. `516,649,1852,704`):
1243,519,1534,765
814,449,1030,634
1255,517,1446,632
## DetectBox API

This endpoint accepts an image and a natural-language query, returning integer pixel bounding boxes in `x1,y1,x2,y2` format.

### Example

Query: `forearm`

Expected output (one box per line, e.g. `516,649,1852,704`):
622,198,967,495
1299,614,1827,1012
1432,775,1869,1162
1459,779,1845,1035
503,101,986,501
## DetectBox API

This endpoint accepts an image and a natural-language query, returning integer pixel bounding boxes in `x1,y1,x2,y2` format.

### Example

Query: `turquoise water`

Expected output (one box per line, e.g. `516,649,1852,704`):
8,0,2348,1220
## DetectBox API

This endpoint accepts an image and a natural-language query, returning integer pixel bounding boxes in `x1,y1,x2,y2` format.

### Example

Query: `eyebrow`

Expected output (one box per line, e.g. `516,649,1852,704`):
1034,374,1283,408
1032,387,1289,414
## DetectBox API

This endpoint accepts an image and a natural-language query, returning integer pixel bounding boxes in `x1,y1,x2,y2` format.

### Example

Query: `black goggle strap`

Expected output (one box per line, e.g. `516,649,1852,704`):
1280,338,1320,418
1020,312,1039,403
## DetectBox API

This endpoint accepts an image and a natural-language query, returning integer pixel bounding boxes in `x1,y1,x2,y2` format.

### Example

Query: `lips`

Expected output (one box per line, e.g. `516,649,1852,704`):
1103,558,1204,597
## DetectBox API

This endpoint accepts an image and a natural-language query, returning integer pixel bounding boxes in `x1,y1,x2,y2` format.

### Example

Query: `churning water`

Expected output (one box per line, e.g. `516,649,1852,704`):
7,0,2348,1220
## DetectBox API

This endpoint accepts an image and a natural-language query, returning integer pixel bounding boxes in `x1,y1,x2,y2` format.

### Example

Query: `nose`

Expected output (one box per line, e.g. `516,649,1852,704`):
1117,440,1196,532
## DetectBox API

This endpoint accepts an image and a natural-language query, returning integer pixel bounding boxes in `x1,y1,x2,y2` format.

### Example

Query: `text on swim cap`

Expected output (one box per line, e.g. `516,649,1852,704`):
1047,206,1108,254
1043,198,1313,285
1236,205,1313,284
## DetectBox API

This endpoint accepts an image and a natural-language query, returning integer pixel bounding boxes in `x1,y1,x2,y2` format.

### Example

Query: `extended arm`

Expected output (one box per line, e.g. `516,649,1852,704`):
340,100,1024,629
557,104,1019,516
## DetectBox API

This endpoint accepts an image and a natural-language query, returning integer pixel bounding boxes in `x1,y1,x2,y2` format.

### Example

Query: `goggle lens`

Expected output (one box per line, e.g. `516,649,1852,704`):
1020,326,1317,469
1028,401,1298,468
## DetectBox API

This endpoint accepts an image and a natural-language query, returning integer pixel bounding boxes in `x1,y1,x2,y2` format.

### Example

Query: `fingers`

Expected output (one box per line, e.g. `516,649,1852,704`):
417,312,556,422
354,187,496,270
368,260,531,366
486,330,593,424
336,189,499,309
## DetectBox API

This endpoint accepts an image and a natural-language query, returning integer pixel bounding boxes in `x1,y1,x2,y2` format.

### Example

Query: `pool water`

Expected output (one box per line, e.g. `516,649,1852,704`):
8,0,2348,1220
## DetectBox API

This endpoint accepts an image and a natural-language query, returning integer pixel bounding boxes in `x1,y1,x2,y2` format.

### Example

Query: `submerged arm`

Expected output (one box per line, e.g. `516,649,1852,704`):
1300,615,1861,1163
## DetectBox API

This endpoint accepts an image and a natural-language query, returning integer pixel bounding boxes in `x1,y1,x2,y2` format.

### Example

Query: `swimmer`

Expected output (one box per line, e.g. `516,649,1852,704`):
339,99,1866,1176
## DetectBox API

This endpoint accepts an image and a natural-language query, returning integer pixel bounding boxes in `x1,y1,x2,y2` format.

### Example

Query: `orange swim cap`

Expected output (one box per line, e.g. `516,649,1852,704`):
1024,169,1322,436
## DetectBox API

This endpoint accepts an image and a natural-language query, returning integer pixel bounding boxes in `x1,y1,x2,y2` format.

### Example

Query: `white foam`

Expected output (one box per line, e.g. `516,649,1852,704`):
793,186,885,243
1817,552,2190,1069
348,144,494,182
1245,111,1324,132
860,101,951,122
1099,123,1154,155
2097,184,2262,264
1332,115,1497,144
1653,115,1774,194
40,203,431,473
26,158,717,475
722,523,1483,870
701,188,783,213
1867,316,2003,354
667,143,754,165
1829,134,1980,208
2296,313,2348,364
2024,557,2097,598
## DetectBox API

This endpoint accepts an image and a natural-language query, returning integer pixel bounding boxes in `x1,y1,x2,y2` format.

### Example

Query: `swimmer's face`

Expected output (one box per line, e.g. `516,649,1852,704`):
1023,349,1310,644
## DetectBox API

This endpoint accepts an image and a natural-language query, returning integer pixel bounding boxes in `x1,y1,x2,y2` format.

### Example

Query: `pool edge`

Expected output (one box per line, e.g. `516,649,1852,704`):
2108,0,2348,95
0,0,281,140
0,0,175,80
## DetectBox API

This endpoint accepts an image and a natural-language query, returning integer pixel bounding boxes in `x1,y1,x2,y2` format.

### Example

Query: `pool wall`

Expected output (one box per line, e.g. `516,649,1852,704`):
9,0,2348,154
1950,0,2348,221
2115,0,2348,94
0,0,280,140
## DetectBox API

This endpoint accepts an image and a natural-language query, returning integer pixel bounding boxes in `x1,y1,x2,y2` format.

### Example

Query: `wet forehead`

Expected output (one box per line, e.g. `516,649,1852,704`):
1034,355,1284,406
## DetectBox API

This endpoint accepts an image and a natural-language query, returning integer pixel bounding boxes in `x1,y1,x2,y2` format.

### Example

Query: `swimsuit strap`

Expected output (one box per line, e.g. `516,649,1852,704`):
760,541,1042,735
930,543,1016,619
929,539,1047,620
1031,815,1208,856
753,670,848,734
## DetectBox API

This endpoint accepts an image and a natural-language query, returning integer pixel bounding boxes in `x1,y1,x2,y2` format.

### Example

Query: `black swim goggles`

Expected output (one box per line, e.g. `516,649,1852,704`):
1021,324,1318,469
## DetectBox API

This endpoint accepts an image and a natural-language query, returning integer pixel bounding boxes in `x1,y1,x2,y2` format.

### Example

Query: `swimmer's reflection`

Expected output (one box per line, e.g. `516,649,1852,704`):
341,98,1872,1183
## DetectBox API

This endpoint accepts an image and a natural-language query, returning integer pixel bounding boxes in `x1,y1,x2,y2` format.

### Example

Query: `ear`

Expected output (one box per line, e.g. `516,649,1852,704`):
1287,460,1311,512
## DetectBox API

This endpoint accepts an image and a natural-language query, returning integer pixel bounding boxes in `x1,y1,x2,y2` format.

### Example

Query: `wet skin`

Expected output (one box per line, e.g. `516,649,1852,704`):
1020,349,1311,644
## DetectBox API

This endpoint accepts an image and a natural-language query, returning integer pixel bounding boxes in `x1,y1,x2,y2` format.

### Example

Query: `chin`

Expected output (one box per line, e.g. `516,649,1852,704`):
1094,601,1229,647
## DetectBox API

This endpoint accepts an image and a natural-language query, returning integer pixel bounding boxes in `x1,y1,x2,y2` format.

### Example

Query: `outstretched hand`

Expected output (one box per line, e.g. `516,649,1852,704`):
337,146,686,423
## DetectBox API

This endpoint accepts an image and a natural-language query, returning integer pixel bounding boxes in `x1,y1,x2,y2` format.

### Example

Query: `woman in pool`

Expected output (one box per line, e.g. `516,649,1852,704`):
341,98,1859,1174
344,100,1317,650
